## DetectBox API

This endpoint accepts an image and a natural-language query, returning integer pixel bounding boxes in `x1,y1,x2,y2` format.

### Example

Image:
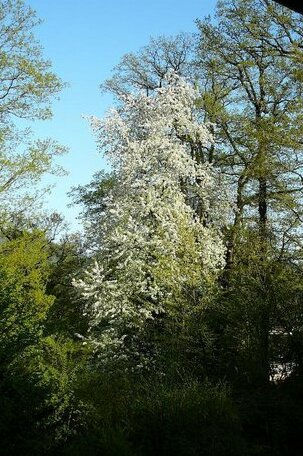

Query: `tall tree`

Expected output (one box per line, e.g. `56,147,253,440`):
84,0,303,383
75,74,226,368
195,0,303,383
196,0,303,263
0,0,66,215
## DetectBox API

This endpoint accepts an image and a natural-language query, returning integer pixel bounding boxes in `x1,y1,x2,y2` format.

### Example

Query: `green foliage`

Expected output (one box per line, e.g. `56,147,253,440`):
0,0,66,214
1,1,303,455
0,230,53,362
59,371,247,456
46,233,88,336
9,337,86,435
129,380,245,456
0,130,66,209
0,336,88,456
69,170,116,250
0,0,64,122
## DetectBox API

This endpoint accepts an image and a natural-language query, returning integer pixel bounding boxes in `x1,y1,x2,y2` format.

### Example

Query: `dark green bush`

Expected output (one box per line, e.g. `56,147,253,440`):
128,380,246,456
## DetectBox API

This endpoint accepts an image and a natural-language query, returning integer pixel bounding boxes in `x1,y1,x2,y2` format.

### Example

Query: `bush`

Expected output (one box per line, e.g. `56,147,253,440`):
128,380,246,456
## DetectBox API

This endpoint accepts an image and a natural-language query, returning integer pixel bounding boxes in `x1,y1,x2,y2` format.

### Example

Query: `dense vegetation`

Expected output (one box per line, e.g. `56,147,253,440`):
1,0,303,455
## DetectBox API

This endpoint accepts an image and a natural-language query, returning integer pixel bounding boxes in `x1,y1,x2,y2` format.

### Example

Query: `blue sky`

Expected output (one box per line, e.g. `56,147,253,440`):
27,0,216,231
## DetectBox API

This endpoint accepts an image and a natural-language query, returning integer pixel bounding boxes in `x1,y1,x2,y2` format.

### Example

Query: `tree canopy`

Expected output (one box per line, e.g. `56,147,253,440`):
1,1,303,455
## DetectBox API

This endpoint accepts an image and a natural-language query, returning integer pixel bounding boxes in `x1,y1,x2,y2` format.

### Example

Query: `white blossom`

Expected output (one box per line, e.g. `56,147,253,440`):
74,73,228,366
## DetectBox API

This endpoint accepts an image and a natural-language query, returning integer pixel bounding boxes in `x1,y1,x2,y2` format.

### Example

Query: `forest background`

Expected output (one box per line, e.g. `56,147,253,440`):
1,1,303,455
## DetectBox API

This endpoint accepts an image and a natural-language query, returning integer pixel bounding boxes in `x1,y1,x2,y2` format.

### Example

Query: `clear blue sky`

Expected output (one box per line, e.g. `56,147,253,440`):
27,0,216,231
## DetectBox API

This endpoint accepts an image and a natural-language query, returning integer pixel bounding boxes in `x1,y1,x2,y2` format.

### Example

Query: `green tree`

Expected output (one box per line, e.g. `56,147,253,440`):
0,230,53,363
0,0,63,122
193,0,303,385
0,229,52,452
196,0,303,266
0,3,85,453
0,0,66,215
0,223,89,456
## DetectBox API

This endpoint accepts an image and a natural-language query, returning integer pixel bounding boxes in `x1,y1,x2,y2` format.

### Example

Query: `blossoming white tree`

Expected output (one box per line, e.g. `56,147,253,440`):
75,73,227,366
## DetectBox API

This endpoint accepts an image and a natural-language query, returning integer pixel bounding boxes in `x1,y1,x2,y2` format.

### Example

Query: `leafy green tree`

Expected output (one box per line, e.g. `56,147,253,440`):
0,229,52,452
0,230,53,364
192,0,303,386
0,223,89,456
0,0,63,122
0,3,85,453
4,336,87,455
196,0,303,267
0,0,66,215
0,131,66,215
